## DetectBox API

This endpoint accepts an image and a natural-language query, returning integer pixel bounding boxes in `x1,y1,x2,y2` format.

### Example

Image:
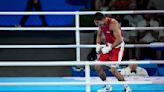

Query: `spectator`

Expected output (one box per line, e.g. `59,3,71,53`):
100,0,109,11
137,14,159,43
94,0,103,11
156,30,164,59
137,14,160,59
124,14,144,27
147,0,164,10
121,59,149,77
159,30,164,42
121,19,137,59
136,0,149,10
150,28,164,60
113,0,132,10
123,14,144,59
129,0,137,10
93,0,111,11
107,0,114,10
122,19,137,43
19,0,47,26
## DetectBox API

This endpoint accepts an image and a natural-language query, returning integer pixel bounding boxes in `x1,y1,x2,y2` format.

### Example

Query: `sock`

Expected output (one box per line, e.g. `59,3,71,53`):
124,84,129,88
104,80,111,88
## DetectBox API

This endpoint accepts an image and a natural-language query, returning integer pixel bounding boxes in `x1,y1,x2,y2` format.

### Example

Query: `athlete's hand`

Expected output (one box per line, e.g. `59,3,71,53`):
96,44,101,53
101,43,112,54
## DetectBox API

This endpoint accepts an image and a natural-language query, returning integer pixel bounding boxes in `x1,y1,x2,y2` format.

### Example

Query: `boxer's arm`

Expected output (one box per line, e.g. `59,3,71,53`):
96,29,102,53
96,29,102,44
110,19,123,48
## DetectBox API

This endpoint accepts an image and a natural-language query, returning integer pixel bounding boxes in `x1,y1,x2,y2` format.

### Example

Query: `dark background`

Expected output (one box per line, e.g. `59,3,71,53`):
0,0,89,76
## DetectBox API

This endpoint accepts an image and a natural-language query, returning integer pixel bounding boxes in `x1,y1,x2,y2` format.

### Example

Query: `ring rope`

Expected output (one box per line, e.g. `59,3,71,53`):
0,60,163,66
0,44,163,48
0,81,162,86
0,10,164,15
0,27,163,31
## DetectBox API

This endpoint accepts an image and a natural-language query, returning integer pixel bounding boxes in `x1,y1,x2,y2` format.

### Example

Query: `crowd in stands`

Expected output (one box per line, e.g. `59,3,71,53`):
91,0,163,11
84,0,164,60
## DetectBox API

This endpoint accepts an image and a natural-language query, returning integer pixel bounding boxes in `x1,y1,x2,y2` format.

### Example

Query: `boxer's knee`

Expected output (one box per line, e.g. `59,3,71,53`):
110,67,117,74
95,65,103,72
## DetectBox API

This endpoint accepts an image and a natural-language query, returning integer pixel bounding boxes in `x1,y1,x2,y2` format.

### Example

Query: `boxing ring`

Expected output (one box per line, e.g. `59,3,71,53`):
0,10,164,92
0,77,164,92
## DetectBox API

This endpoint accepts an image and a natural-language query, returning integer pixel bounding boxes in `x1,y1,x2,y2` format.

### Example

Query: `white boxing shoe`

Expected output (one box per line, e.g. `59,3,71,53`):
124,86,132,92
97,85,112,92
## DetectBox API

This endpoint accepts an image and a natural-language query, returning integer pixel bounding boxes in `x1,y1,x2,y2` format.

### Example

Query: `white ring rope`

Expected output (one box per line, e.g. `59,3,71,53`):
0,60,163,66
0,43,163,48
79,10,164,15
0,81,161,86
0,10,164,15
0,27,163,31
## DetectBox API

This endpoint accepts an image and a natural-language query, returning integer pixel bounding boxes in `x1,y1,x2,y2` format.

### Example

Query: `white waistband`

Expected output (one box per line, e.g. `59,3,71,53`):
107,41,125,48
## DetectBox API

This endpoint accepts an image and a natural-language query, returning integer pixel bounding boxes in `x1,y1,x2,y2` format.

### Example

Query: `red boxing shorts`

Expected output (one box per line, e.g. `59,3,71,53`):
98,47,124,62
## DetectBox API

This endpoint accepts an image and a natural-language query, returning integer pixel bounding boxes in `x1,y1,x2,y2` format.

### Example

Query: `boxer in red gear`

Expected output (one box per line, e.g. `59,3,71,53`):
94,12,131,92
96,16,124,62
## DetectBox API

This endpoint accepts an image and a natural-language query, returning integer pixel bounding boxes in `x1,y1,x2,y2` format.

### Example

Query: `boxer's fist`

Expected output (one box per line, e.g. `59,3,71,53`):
101,46,112,54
